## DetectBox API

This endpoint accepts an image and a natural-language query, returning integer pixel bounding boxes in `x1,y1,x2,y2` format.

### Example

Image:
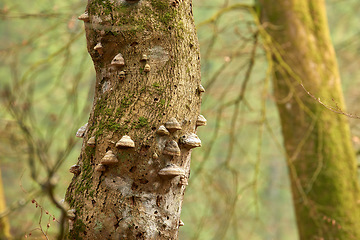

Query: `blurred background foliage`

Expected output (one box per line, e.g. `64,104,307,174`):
0,0,359,239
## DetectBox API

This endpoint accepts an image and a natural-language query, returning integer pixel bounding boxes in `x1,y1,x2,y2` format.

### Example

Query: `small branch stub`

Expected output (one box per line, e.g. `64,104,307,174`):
69,164,81,175
87,136,96,147
78,12,89,22
101,150,118,165
163,140,181,156
165,117,182,132
156,125,170,136
196,115,207,127
76,123,88,138
180,133,201,149
116,135,135,148
111,53,125,67
158,164,185,177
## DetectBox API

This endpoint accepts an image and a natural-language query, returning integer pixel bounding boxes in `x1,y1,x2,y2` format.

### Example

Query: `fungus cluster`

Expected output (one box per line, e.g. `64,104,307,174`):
71,132,137,175
155,115,206,180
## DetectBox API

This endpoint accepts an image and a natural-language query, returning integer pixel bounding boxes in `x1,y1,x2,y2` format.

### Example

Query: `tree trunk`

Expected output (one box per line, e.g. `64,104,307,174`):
65,0,202,239
258,1,360,239
0,169,11,239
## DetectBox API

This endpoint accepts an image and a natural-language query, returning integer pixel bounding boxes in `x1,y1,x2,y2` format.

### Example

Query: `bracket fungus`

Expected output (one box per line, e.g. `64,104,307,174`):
111,53,125,67
101,150,118,165
163,140,180,156
152,152,159,159
94,42,103,55
119,71,126,80
116,135,135,148
163,140,181,156
179,219,185,227
196,115,207,127
95,164,106,172
156,125,170,136
67,209,76,220
180,133,201,149
140,54,148,61
165,117,182,132
78,12,89,22
76,123,88,138
69,164,81,175
198,84,205,93
87,136,96,147
158,164,185,177
144,64,151,73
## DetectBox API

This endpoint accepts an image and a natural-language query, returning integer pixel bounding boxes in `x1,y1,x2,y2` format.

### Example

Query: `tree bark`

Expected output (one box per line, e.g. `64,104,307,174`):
0,169,11,239
258,1,360,239
65,0,202,239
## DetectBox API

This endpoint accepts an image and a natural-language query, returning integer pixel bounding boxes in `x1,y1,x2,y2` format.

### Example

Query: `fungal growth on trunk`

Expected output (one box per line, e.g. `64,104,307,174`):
111,53,125,67
198,84,205,93
156,125,170,136
69,164,81,176
78,12,89,22
66,0,202,239
75,123,87,138
116,135,135,148
163,140,181,156
144,63,151,72
165,117,182,132
158,164,185,177
87,136,96,147
100,150,118,165
196,114,207,127
94,42,103,55
180,133,201,149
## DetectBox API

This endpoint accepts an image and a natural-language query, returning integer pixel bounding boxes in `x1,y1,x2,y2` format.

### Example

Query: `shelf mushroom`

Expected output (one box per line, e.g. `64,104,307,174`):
158,164,185,177
165,117,182,132
116,135,135,148
101,150,118,165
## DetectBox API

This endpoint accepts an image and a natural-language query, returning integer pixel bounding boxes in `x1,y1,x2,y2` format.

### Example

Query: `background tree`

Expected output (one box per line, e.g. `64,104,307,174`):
0,170,11,239
65,0,202,239
257,0,360,239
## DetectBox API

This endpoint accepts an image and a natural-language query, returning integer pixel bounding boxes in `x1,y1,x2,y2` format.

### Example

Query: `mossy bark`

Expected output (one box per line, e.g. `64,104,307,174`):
258,0,360,239
65,0,202,239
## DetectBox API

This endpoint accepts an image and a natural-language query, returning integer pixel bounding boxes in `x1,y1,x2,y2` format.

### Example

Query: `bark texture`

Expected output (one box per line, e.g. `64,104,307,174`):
259,0,360,239
65,0,202,239
0,169,11,239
